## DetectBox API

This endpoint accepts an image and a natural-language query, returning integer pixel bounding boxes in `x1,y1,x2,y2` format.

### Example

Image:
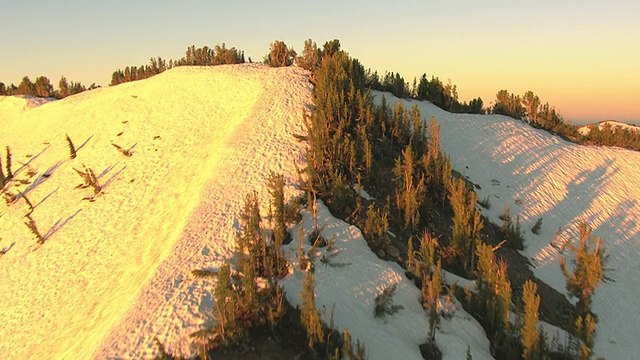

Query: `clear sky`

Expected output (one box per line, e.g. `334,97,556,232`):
1,1,638,124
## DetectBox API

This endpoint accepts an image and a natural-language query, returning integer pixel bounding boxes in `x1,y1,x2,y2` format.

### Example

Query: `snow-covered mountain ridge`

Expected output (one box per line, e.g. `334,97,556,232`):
1,64,638,359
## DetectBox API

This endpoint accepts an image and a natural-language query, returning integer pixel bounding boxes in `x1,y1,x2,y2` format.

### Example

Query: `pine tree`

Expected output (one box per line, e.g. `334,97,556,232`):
424,260,442,342
449,178,483,271
475,241,512,332
297,38,319,72
35,76,53,97
265,40,296,67
521,280,540,360
392,144,424,229
407,237,416,275
300,271,324,349
58,76,70,98
17,76,36,96
215,263,236,339
416,231,437,278
559,222,606,317
573,313,596,360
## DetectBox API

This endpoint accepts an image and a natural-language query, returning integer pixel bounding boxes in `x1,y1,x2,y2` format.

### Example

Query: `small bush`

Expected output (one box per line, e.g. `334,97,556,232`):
531,217,543,235
503,215,525,250
478,195,491,209
499,203,512,222
374,283,404,318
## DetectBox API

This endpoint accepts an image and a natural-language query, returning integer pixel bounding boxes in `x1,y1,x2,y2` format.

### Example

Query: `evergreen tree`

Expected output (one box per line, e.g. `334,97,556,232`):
297,38,319,72
425,116,442,187
321,39,341,58
268,172,290,245
416,73,429,100
214,263,236,338
58,76,70,98
300,271,325,349
521,280,540,360
17,76,36,96
573,313,596,360
392,143,425,229
522,91,540,124
448,178,483,271
559,222,607,317
475,242,511,333
424,260,442,343
265,40,296,67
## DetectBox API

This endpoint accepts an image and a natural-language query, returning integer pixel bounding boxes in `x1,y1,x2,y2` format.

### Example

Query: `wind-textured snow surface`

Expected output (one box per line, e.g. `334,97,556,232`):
374,91,640,360
0,64,311,359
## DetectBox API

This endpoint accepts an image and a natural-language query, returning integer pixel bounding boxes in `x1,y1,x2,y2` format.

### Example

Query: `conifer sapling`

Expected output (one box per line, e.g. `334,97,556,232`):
65,134,77,159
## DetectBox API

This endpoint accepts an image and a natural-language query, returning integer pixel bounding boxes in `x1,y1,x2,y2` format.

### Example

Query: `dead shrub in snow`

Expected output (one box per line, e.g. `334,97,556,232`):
24,213,44,244
73,164,102,199
111,143,132,157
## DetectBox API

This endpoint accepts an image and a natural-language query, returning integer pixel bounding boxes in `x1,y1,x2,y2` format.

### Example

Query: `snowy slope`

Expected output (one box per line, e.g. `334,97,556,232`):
0,64,493,360
0,64,311,359
374,91,640,360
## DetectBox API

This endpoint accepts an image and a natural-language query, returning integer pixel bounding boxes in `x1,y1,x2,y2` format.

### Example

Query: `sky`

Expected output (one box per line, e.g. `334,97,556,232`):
1,0,638,124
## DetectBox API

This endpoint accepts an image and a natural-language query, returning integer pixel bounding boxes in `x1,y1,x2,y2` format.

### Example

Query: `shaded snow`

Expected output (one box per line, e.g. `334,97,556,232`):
374,91,640,359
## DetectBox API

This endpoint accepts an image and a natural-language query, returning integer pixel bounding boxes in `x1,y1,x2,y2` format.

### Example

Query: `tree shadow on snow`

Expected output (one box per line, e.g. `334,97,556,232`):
44,208,83,241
